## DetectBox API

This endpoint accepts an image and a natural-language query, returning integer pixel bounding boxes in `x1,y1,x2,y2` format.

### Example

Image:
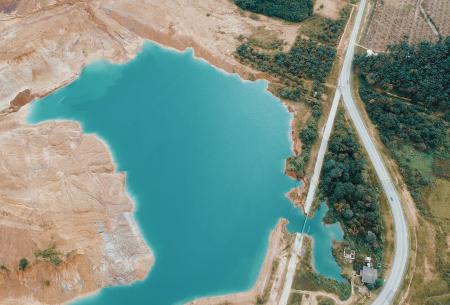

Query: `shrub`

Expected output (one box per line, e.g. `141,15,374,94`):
19,258,29,271
34,246,63,266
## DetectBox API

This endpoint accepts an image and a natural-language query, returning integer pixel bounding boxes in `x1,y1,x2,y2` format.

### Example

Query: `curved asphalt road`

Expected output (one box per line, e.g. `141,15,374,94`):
341,0,409,303
279,0,409,303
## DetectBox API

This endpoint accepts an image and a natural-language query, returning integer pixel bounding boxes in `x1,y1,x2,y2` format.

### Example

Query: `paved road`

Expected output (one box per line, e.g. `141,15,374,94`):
302,82,341,214
279,0,409,303
339,0,409,302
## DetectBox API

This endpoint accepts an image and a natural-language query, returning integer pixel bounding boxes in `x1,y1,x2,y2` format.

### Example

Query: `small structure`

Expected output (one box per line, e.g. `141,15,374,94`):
365,256,373,267
366,49,378,57
343,248,355,261
361,266,378,285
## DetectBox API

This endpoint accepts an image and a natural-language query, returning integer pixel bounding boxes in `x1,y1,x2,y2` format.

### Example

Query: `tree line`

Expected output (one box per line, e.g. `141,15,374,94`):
236,38,336,84
235,0,313,22
300,7,351,46
355,37,450,112
355,38,450,215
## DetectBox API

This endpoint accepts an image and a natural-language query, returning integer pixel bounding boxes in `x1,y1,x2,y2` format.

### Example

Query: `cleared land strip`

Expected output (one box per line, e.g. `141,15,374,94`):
278,233,303,305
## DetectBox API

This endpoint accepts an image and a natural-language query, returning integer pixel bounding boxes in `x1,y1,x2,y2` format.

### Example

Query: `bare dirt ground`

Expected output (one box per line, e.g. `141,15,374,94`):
361,0,439,51
422,0,450,37
314,0,348,20
291,289,355,305
0,0,57,15
0,0,301,111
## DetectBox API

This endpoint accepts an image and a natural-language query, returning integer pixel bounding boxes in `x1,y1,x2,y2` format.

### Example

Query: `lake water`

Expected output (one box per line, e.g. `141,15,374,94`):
28,42,343,305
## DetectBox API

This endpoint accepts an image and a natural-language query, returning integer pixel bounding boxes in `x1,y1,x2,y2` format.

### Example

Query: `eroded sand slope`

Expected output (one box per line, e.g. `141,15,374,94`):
0,0,300,110
0,110,153,305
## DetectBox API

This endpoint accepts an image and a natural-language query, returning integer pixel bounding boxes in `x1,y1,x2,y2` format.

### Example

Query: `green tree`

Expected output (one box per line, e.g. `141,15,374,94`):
342,208,354,220
374,278,384,289
19,258,29,271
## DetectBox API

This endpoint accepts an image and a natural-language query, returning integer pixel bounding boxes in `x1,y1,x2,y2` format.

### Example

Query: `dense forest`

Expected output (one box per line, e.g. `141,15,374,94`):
355,37,450,112
235,0,313,22
320,112,384,265
236,38,336,83
355,38,450,215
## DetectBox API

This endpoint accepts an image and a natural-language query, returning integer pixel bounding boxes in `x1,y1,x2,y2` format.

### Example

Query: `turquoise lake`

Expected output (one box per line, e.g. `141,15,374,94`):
28,42,344,305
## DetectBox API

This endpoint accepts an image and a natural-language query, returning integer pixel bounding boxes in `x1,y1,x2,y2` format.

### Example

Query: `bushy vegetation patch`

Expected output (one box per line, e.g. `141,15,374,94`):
317,296,336,305
356,38,450,216
35,246,63,266
235,0,313,22
320,111,384,265
293,238,352,300
236,38,336,83
287,293,303,305
355,37,450,111
247,27,284,50
299,7,351,45
357,83,449,214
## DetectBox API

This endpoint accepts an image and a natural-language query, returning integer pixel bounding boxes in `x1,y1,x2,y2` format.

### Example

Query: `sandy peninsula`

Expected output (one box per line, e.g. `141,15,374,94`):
0,108,153,305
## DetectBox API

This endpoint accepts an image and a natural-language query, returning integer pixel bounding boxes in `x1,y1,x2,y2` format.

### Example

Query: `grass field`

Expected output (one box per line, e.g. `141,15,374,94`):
427,179,450,219
287,292,303,305
292,237,352,301
317,295,336,305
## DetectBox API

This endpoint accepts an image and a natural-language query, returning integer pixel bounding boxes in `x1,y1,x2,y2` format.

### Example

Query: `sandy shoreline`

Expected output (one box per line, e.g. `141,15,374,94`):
186,219,293,305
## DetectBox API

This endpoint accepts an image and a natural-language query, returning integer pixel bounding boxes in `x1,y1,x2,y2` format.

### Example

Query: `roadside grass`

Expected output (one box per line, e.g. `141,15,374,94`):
427,179,450,219
258,258,280,303
377,180,395,278
287,292,303,305
292,237,352,301
408,221,449,305
331,241,354,279
298,6,351,46
317,295,336,305
247,27,283,51
398,146,434,180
